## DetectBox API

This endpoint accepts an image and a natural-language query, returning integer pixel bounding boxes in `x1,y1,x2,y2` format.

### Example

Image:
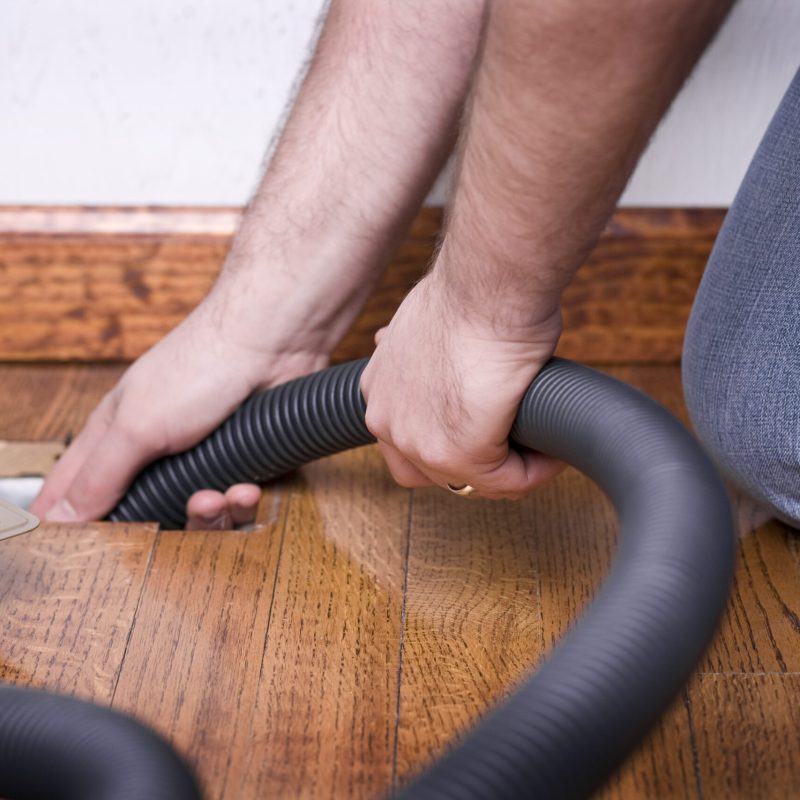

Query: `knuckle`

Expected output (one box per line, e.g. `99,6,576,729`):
69,474,105,505
363,407,388,440
388,433,415,458
390,471,418,489
88,390,119,427
358,367,374,399
416,446,456,473
115,408,165,453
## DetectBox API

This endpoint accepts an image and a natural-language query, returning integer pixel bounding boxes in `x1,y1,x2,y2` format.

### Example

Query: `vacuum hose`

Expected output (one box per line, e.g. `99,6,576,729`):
0,358,735,799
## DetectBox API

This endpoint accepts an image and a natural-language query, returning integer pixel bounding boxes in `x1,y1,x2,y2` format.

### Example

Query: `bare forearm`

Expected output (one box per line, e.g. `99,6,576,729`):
438,0,732,328
218,0,485,352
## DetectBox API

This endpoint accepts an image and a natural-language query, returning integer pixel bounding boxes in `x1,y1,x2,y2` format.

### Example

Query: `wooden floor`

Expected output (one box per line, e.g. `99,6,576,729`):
0,362,798,799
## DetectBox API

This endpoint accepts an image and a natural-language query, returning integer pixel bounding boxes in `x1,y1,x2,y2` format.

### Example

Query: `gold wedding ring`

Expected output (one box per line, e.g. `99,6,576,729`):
447,483,475,497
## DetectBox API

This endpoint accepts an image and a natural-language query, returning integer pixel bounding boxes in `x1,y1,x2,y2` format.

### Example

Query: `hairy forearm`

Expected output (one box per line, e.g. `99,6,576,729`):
217,0,485,352
438,0,732,329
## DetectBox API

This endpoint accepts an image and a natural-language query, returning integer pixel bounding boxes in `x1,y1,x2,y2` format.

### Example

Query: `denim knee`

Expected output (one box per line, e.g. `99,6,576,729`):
681,65,800,529
682,312,800,529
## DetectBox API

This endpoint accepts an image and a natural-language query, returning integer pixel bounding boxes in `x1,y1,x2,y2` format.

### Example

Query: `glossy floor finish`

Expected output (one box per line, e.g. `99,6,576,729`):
0,362,798,799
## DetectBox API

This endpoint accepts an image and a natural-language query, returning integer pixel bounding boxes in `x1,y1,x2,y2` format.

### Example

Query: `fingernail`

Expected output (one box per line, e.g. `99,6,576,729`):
45,498,78,522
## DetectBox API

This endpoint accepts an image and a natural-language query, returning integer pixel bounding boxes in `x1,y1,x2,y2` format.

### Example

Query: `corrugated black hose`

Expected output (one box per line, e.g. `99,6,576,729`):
0,358,735,799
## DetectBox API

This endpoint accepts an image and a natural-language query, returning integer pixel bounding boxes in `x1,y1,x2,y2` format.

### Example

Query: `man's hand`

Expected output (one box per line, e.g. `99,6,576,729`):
31,291,328,528
30,0,485,527
360,270,565,500
31,0,731,521
359,0,731,500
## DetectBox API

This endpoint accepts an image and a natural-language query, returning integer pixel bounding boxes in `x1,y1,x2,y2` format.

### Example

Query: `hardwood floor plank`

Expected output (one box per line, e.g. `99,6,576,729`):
531,471,700,799
240,448,409,800
701,520,800,673
5,361,800,798
0,521,157,701
689,673,800,799
110,491,287,800
0,363,122,440
395,487,546,788
533,472,616,647
608,366,800,675
601,696,699,800
393,368,709,797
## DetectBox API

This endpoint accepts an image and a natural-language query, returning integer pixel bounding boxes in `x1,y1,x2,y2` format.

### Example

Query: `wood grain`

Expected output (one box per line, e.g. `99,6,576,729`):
0,521,157,701
0,362,123,440
395,465,699,797
1,361,799,798
111,503,286,800
602,696,698,800
0,206,724,363
395,489,544,787
701,520,800,674
241,449,409,800
0,206,242,235
688,674,800,799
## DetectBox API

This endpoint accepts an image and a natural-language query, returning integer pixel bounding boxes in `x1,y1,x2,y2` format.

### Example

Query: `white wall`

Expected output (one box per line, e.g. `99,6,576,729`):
2,0,798,208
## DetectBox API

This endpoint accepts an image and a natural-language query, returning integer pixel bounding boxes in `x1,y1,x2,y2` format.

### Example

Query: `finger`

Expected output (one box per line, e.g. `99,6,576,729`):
377,441,434,488
31,394,117,518
185,489,232,529
374,326,388,347
467,449,566,500
43,423,164,522
519,450,567,486
224,483,262,526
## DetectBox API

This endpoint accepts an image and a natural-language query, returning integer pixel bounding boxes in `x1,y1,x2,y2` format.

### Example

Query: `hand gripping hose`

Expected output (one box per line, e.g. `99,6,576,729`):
0,358,734,799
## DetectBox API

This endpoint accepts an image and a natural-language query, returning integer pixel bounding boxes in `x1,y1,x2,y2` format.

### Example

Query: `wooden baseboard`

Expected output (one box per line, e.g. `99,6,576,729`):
0,205,724,363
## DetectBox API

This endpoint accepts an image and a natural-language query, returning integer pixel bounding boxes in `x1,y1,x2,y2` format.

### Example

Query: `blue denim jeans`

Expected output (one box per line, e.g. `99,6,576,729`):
683,66,800,528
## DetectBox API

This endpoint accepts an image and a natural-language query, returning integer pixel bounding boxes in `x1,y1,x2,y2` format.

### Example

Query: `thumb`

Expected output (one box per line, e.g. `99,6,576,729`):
374,326,388,347
467,448,566,501
45,426,159,522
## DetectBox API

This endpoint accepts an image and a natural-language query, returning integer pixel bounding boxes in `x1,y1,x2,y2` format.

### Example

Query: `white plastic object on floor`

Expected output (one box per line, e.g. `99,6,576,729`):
0,496,39,540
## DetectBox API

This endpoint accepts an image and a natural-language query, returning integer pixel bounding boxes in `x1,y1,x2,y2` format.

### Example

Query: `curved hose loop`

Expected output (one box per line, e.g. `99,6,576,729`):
0,687,201,800
105,357,735,798
0,358,737,798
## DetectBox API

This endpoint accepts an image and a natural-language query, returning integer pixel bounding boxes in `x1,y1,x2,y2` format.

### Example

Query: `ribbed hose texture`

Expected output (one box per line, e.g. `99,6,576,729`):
0,687,201,800
396,358,735,799
102,357,734,799
110,359,373,527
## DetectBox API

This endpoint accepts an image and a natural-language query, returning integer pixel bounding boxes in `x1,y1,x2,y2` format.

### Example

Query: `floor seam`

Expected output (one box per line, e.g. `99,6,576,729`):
682,687,705,800
235,487,290,799
698,670,800,676
110,522,160,706
391,490,413,796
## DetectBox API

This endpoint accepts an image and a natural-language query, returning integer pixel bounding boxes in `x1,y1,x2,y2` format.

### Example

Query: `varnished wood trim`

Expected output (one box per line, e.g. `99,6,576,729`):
0,205,724,240
0,206,726,363
602,207,723,240
0,206,242,236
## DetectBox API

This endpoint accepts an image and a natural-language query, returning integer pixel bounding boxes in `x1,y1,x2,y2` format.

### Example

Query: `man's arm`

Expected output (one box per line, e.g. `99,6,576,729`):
34,0,485,525
214,0,487,354
361,0,732,498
